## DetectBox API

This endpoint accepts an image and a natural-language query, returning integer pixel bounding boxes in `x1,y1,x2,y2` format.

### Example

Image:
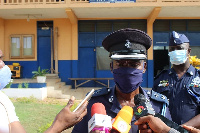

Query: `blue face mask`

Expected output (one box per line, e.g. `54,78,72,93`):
168,50,188,65
113,67,143,94
0,65,12,90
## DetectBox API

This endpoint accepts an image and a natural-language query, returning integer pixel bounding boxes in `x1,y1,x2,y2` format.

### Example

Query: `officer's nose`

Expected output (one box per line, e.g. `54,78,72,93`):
122,61,130,67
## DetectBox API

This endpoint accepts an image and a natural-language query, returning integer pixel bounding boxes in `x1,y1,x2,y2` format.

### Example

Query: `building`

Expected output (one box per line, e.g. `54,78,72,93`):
1,0,200,88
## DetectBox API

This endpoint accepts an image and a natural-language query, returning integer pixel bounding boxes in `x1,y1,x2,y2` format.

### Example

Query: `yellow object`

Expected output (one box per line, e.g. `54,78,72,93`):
112,116,131,133
13,63,20,67
112,106,133,133
189,56,200,69
8,65,22,78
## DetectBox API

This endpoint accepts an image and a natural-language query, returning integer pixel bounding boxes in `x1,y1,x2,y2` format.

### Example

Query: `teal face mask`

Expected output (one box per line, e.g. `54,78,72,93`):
168,50,188,65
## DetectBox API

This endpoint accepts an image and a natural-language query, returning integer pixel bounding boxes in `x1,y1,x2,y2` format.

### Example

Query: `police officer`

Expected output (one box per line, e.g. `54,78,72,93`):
72,28,171,133
153,31,200,128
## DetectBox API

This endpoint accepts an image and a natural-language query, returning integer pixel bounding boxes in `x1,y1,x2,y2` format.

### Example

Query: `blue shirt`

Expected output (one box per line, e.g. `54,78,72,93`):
72,86,171,133
153,65,200,125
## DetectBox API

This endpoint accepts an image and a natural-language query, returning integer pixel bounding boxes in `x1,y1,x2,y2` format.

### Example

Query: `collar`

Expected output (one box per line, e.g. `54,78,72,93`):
109,86,149,114
169,64,195,76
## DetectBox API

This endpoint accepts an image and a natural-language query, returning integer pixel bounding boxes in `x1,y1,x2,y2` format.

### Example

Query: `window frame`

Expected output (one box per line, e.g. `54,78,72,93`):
10,34,35,59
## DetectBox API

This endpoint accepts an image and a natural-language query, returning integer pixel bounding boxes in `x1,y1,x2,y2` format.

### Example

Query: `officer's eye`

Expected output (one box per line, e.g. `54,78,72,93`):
115,60,141,68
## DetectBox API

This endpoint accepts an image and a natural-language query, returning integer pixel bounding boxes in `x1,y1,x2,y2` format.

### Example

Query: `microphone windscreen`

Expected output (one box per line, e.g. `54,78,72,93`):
116,106,133,124
134,94,146,105
91,103,106,117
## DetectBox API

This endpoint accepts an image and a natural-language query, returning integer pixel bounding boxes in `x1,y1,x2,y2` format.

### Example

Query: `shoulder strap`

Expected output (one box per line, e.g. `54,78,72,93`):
148,90,169,106
92,88,111,97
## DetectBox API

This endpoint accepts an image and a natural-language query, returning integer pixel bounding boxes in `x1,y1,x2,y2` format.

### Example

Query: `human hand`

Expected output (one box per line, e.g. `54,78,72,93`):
45,96,88,133
134,115,171,133
183,125,200,133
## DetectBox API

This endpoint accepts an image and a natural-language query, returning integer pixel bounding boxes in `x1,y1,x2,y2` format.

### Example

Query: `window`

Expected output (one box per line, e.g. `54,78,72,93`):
10,35,34,59
96,47,110,70
171,20,186,31
190,46,200,58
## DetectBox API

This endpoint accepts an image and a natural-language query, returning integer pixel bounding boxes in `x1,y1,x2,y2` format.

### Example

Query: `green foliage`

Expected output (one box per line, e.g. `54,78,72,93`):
18,83,29,89
32,66,49,79
15,96,38,103
12,98,66,133
18,83,23,88
5,79,13,88
23,82,29,88
37,121,53,133
11,97,80,133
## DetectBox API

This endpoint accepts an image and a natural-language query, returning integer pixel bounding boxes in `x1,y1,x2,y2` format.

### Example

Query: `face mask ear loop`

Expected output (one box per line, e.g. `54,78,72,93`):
142,61,145,72
110,61,113,70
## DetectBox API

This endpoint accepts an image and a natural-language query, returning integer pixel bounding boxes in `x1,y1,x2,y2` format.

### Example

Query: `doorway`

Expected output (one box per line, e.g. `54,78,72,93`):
37,21,53,71
153,46,169,77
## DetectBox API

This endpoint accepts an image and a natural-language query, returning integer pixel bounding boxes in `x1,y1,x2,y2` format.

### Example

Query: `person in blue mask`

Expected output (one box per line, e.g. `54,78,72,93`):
72,28,172,133
153,31,200,129
0,50,88,133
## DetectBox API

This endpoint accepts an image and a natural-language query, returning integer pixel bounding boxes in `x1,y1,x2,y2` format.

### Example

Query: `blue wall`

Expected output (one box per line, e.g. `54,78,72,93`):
10,83,46,88
5,61,38,78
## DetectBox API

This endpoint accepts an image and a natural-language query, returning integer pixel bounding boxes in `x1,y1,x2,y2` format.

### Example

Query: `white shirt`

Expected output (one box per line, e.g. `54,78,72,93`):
0,91,19,133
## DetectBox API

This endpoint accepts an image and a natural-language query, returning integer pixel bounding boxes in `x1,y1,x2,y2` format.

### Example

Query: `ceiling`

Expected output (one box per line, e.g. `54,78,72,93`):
0,3,200,20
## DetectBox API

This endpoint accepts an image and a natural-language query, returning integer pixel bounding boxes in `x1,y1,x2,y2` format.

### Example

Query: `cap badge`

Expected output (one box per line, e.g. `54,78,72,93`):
174,32,180,38
189,76,200,88
158,80,169,87
125,40,132,48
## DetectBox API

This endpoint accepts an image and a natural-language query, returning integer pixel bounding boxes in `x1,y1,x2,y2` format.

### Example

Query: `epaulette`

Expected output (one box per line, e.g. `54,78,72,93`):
92,88,111,97
147,90,169,106
154,69,168,80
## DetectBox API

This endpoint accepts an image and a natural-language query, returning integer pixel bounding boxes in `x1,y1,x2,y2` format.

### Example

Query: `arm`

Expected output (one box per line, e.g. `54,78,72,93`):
181,114,200,129
45,96,88,133
183,125,200,133
134,115,171,133
10,121,26,133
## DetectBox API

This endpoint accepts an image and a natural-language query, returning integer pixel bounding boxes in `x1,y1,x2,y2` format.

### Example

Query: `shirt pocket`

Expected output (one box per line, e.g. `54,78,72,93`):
184,97,198,110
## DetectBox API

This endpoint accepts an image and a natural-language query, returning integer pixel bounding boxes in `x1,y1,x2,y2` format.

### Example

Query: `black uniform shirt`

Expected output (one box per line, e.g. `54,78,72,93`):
153,65,200,125
72,86,171,133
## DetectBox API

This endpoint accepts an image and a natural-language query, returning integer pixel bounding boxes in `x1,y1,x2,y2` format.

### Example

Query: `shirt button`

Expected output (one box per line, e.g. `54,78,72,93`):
161,95,165,99
154,94,159,97
109,96,113,102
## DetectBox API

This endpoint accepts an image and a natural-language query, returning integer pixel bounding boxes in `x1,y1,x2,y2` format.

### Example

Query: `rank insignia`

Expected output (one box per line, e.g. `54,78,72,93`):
158,80,169,87
189,76,200,88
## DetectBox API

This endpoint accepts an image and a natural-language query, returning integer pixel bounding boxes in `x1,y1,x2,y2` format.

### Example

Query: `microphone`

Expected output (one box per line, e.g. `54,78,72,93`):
111,106,133,133
133,94,155,120
88,103,112,133
133,94,188,133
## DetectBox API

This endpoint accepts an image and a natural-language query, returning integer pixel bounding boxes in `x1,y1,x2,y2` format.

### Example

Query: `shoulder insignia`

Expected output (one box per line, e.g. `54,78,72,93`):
148,90,169,106
154,69,168,80
92,88,111,97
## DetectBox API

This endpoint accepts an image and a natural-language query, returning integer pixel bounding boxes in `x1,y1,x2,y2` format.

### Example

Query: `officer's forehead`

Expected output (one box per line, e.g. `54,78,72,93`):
169,43,189,48
112,59,144,62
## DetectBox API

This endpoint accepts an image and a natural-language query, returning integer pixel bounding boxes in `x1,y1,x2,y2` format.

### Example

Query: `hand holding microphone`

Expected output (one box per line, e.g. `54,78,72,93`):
88,103,112,133
111,106,133,133
133,94,188,133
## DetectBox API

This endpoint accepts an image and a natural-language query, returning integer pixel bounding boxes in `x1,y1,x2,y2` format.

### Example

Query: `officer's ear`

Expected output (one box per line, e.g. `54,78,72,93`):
188,47,191,55
143,61,147,73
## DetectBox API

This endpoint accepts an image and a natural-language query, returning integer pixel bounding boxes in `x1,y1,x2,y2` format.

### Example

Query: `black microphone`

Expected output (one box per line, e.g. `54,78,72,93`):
133,94,188,133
